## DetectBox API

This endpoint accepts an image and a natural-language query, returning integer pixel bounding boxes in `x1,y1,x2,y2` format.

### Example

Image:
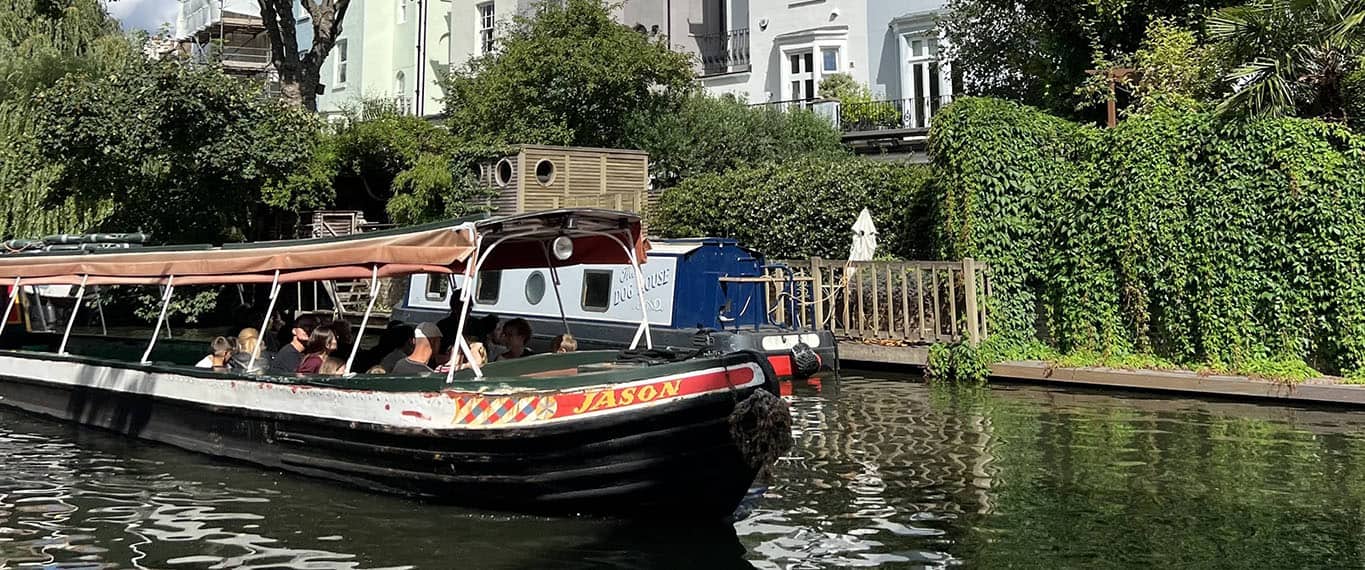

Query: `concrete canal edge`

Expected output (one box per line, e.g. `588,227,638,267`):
840,344,1365,407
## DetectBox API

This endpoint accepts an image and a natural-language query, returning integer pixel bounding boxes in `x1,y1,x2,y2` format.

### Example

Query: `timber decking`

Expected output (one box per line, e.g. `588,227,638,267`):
839,344,1365,407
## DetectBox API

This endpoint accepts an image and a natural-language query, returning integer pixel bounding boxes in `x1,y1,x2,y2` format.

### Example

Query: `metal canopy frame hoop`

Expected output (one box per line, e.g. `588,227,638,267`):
444,222,652,382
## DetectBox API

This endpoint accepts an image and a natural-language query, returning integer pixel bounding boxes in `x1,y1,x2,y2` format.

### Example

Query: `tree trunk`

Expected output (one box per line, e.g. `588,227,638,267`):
258,0,350,112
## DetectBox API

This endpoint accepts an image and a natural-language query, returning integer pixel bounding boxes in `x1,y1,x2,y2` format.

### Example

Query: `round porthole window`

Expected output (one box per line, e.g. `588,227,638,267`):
525,271,547,305
535,159,556,186
494,158,514,188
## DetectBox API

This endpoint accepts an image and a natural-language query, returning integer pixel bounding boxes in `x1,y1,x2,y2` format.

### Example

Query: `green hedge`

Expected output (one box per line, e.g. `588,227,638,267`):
653,155,935,260
933,97,1365,376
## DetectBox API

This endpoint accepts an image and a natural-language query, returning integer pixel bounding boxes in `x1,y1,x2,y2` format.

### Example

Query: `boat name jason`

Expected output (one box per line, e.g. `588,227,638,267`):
573,379,682,413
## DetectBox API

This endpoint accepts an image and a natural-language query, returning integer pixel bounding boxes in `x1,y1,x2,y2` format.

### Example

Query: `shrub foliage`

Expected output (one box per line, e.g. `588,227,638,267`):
933,97,1365,376
653,156,935,260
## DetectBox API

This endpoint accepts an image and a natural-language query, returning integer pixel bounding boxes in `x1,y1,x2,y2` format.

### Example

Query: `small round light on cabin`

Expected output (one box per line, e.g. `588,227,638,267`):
552,236,574,261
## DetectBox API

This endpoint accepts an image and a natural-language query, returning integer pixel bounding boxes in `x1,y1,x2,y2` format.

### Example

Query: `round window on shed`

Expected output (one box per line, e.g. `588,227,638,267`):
535,159,556,186
494,158,514,188
525,271,547,305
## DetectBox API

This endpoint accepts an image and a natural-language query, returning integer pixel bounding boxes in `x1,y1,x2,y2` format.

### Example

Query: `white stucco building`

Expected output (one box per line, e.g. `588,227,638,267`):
445,0,954,131
689,0,953,128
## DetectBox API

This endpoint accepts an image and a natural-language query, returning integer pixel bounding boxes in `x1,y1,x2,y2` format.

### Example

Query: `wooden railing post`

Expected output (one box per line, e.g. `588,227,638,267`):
811,258,825,330
915,266,926,341
963,257,981,346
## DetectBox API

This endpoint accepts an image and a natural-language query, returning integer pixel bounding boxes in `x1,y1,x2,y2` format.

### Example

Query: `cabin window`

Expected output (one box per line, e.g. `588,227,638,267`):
425,273,449,301
525,271,547,305
534,159,556,186
476,270,501,304
494,158,514,187
582,269,612,312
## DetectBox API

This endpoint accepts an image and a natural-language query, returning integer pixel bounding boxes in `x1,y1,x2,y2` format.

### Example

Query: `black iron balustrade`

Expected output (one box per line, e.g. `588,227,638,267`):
837,96,954,133
696,28,750,76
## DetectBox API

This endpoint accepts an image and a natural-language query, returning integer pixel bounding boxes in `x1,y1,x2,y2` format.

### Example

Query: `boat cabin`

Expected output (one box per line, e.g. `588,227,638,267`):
397,238,768,335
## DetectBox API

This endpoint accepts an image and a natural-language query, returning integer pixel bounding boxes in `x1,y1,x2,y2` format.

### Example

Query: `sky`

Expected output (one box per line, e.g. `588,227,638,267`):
105,0,179,34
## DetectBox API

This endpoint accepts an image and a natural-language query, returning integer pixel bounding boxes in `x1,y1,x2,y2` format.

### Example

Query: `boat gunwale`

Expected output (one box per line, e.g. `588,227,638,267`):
0,360,765,438
0,344,760,394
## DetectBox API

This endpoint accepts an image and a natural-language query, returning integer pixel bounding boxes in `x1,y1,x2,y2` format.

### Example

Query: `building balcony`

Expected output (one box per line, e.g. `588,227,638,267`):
193,45,273,73
752,96,953,133
695,28,750,76
752,95,955,157
839,96,953,133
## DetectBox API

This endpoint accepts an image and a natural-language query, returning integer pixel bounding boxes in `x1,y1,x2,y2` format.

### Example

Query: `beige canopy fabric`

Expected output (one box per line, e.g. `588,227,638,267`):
0,209,649,286
0,222,476,286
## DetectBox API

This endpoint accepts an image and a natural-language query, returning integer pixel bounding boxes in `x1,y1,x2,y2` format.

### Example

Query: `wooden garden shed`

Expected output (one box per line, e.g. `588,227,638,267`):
477,145,651,215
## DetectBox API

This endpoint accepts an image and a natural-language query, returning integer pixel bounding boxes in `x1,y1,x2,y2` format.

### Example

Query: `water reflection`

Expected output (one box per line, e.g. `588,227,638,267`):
0,413,755,570
6,374,1365,568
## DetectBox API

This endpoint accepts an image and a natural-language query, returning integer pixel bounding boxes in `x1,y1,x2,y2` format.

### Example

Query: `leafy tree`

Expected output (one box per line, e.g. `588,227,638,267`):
1074,19,1227,113
257,0,352,110
1209,0,1365,120
940,0,1237,116
438,0,695,147
623,93,845,188
31,57,322,244
0,0,128,241
277,100,504,226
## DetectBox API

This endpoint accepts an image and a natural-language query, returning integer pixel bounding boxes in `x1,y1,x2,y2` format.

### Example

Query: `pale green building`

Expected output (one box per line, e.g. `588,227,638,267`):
299,0,452,117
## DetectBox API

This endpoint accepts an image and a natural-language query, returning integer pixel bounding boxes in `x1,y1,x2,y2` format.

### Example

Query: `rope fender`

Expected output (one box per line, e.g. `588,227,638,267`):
728,388,793,472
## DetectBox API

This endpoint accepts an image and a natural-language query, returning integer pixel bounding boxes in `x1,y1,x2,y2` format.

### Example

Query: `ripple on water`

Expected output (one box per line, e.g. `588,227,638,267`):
5,374,1365,568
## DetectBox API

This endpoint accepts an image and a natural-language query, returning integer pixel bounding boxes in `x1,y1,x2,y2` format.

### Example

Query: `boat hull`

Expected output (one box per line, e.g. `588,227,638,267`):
0,351,779,519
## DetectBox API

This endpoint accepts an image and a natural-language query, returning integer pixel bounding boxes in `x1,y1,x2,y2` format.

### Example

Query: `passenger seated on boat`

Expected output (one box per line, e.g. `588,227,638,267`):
319,357,346,375
228,328,269,372
435,287,464,355
269,314,319,375
324,320,354,361
355,323,413,373
263,311,285,352
391,322,441,375
438,340,488,373
500,318,535,360
551,334,577,353
195,337,234,370
466,342,488,369
295,327,337,374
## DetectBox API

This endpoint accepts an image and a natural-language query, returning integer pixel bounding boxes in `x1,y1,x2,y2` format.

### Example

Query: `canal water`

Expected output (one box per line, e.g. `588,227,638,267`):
4,373,1365,568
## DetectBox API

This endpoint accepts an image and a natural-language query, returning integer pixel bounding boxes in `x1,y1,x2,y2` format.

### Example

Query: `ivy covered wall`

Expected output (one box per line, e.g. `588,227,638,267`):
934,97,1365,376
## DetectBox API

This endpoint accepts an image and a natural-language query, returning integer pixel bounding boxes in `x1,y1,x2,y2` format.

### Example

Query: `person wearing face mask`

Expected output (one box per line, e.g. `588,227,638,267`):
268,314,319,375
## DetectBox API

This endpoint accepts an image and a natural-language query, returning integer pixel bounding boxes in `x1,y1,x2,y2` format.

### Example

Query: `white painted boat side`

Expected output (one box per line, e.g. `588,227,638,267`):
406,256,680,326
0,354,764,431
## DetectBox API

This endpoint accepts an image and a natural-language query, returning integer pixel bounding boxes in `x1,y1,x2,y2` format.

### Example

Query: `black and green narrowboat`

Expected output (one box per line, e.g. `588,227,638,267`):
0,209,791,519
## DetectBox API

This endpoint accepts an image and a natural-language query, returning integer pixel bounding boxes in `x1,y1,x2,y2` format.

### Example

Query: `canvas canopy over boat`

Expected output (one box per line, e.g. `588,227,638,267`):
0,209,792,519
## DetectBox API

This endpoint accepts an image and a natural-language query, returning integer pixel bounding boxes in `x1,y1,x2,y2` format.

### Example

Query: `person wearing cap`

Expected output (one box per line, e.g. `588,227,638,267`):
269,314,319,375
391,322,442,375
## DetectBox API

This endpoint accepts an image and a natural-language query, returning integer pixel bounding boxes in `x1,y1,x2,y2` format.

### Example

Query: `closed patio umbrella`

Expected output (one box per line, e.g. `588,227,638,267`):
849,208,878,262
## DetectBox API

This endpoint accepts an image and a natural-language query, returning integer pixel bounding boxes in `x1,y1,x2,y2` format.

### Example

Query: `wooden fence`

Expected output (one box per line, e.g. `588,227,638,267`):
755,258,990,345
